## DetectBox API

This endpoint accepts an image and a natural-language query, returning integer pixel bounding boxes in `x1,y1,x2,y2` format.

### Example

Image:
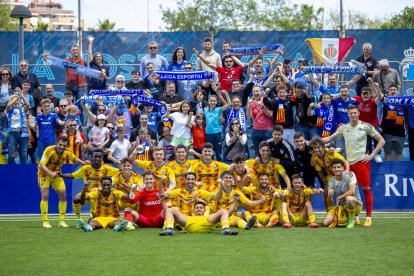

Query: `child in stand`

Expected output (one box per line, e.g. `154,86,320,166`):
86,114,110,159
130,128,152,161
187,112,206,157
0,125,8,164
191,86,208,114
63,105,83,143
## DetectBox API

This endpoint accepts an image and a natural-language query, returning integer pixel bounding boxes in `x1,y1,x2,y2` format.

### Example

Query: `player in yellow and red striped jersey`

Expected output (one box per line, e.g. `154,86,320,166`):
78,176,130,232
134,146,176,191
281,174,324,229
38,136,88,229
167,145,196,189
231,154,257,190
212,171,268,230
189,143,230,192
164,172,221,216
60,149,119,224
246,141,291,189
241,173,282,228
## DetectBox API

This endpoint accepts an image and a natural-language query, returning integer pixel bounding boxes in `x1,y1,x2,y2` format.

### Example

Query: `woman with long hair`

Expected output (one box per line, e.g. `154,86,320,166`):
168,47,188,71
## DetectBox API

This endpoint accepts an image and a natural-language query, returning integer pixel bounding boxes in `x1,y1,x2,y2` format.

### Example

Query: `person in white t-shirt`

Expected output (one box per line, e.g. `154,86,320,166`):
165,101,194,147
108,123,132,165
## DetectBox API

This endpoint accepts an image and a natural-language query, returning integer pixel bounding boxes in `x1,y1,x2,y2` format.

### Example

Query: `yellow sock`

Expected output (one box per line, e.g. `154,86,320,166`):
308,214,316,223
73,203,82,220
243,211,252,221
347,207,356,222
40,200,48,222
282,213,289,223
58,201,67,221
221,219,230,229
237,220,246,229
269,213,279,224
166,218,174,229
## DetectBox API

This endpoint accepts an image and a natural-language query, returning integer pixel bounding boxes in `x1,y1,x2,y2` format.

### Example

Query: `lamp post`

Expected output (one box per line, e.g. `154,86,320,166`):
10,5,32,61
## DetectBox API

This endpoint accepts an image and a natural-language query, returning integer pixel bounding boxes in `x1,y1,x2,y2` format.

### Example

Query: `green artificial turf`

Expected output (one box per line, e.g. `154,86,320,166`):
0,213,413,275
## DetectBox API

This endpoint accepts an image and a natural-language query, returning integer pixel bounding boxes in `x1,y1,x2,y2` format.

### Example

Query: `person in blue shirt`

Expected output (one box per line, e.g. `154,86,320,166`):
35,98,65,162
168,47,188,71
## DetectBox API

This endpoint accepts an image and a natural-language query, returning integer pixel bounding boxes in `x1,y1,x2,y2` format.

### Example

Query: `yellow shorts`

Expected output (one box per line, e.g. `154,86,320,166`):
229,214,242,225
291,209,308,226
327,204,362,226
92,216,119,228
272,198,282,212
184,216,216,233
255,212,271,225
38,176,66,190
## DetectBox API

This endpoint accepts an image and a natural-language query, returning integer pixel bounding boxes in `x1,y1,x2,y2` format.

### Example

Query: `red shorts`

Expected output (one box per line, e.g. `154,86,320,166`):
135,213,164,228
350,161,371,187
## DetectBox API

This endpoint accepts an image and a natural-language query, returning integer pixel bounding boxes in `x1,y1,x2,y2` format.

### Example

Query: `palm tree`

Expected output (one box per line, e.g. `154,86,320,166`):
30,21,49,31
88,19,124,31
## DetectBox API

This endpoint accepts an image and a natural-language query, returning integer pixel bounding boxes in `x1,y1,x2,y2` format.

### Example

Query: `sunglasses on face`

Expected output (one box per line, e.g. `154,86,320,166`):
60,105,67,107
2,73,9,76
98,109,106,112
20,64,28,67
107,127,114,130
116,80,124,83
149,47,157,49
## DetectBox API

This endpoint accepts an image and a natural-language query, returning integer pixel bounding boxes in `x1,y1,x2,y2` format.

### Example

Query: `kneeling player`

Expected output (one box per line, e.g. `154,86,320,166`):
281,174,324,228
241,173,282,228
78,177,129,232
323,159,363,229
124,170,166,229
160,201,238,236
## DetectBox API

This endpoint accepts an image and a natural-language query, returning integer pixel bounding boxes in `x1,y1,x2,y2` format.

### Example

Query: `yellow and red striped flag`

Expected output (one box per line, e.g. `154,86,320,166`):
306,38,356,66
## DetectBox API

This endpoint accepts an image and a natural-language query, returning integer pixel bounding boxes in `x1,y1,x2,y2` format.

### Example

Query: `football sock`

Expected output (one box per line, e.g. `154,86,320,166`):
308,214,316,223
124,211,133,222
363,189,373,217
58,201,67,221
166,218,174,229
243,212,252,221
282,213,289,223
40,200,48,222
221,219,230,229
237,220,246,229
347,207,356,222
73,203,82,220
269,214,279,224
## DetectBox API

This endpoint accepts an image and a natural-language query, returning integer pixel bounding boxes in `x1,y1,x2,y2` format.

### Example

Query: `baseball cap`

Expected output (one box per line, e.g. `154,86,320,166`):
97,114,107,120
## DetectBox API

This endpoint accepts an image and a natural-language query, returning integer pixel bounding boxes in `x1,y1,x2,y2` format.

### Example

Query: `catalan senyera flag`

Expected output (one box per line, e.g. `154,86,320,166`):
306,38,356,66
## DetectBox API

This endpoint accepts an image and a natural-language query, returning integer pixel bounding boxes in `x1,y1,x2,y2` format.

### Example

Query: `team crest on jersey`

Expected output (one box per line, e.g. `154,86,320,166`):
280,149,284,155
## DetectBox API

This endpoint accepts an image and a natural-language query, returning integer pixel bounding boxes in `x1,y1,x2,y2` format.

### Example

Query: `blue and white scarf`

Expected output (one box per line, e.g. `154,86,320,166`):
384,96,414,106
301,66,366,77
45,55,102,79
229,44,284,56
227,107,246,130
7,106,29,138
155,71,215,80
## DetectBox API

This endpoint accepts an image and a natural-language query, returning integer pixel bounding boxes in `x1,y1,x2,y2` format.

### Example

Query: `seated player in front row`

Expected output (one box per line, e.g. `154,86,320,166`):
78,177,129,232
323,159,363,229
240,173,282,228
281,174,324,228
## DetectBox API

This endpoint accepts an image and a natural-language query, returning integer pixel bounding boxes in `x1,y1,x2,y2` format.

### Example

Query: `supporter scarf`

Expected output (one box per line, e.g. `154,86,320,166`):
385,105,405,125
315,104,336,137
228,44,284,56
131,95,167,118
275,99,285,124
6,106,29,138
384,96,414,106
227,108,246,130
301,66,366,76
146,73,160,86
155,71,215,80
44,55,102,79
0,131,8,154
91,90,150,97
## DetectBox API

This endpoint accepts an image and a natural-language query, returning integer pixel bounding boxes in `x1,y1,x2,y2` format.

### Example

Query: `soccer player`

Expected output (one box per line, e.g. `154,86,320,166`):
38,136,87,228
231,154,255,189
78,176,129,232
167,145,195,189
213,171,267,230
133,146,176,191
164,172,220,215
112,157,143,212
123,170,166,230
246,141,291,189
281,174,324,228
323,159,363,229
60,149,119,224
160,201,238,236
322,105,385,227
189,142,230,192
309,136,349,209
241,173,282,228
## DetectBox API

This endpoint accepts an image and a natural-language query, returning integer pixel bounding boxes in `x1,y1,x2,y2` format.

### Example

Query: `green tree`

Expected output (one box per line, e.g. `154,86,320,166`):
88,19,124,32
0,0,19,31
381,6,414,29
160,0,324,32
30,21,49,31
